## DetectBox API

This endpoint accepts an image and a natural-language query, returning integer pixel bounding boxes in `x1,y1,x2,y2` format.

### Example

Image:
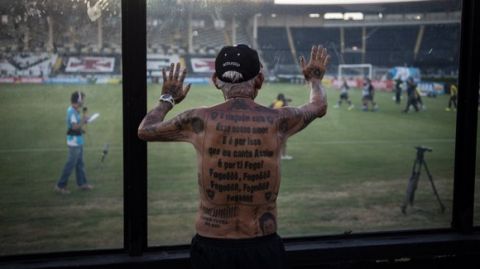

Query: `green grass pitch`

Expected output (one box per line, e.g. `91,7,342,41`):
0,82,479,255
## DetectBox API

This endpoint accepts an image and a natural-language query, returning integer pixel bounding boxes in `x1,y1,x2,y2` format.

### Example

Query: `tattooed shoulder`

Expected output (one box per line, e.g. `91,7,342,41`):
173,109,205,134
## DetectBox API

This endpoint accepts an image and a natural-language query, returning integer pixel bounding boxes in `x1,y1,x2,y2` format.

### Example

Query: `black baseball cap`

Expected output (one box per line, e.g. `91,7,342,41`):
215,44,261,83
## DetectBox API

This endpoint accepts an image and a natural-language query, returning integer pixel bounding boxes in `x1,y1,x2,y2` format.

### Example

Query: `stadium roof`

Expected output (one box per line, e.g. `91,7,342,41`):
153,0,460,15
0,0,460,18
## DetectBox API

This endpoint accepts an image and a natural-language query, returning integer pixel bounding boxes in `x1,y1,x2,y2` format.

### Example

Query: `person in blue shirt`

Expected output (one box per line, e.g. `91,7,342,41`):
55,91,93,194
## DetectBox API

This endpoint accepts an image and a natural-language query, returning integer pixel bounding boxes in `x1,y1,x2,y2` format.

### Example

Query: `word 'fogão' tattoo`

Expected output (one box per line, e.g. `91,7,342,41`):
201,204,239,219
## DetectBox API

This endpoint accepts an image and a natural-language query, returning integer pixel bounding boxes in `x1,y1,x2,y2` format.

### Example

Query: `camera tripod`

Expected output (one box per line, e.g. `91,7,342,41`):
401,146,446,214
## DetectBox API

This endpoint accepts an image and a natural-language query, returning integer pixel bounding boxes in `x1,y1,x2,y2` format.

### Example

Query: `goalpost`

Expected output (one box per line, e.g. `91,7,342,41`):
338,64,373,79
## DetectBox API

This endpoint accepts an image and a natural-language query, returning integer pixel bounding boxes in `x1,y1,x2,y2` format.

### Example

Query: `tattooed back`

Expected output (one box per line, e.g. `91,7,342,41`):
193,98,287,239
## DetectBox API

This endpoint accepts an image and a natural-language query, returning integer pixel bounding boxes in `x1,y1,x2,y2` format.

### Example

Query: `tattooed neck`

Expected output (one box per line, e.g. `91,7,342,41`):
223,87,257,100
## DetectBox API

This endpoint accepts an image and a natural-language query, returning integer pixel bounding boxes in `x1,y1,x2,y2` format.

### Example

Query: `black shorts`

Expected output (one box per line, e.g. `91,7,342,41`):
340,92,349,100
363,95,373,101
190,233,288,269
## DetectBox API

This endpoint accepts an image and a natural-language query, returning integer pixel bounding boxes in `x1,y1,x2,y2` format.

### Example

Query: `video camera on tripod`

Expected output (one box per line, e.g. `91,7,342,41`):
415,146,432,152
401,146,445,214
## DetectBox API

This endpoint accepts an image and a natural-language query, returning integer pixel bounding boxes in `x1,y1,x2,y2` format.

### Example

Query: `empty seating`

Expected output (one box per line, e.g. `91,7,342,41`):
416,24,460,68
257,27,294,74
291,27,341,69
365,25,418,67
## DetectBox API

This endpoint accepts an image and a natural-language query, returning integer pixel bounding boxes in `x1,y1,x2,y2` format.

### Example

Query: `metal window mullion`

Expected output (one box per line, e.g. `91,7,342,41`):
122,0,148,256
452,0,480,233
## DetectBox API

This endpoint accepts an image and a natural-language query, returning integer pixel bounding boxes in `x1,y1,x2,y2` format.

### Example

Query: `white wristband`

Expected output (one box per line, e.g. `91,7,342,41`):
159,94,175,107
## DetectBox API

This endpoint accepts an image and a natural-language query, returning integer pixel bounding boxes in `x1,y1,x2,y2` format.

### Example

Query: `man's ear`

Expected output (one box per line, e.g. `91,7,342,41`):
212,73,221,89
254,72,264,90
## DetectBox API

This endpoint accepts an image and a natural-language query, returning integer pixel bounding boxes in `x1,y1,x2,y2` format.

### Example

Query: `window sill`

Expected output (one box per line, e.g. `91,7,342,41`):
2,230,479,269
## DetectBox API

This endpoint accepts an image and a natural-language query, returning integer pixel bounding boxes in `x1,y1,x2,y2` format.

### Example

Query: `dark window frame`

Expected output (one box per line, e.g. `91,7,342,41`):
0,0,479,268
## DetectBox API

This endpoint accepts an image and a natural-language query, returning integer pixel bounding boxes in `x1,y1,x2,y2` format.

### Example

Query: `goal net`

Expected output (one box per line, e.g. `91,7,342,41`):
337,64,373,80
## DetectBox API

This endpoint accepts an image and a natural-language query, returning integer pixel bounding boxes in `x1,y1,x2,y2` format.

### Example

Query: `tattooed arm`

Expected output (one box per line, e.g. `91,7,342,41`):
279,45,329,137
138,106,202,142
138,62,200,142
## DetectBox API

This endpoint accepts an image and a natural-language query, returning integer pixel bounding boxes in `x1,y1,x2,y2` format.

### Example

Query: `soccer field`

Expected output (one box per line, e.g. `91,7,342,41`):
0,82,479,255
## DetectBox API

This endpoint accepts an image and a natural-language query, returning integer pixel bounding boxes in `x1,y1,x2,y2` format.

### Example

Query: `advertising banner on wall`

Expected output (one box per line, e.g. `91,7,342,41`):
66,57,115,73
190,57,215,73
0,77,43,84
388,66,421,82
332,78,393,91
418,82,445,96
147,54,181,77
0,77,15,83
1,53,57,77
19,77,43,83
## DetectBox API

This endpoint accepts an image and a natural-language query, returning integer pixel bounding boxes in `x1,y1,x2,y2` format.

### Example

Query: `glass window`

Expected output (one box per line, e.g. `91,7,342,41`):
0,0,123,255
146,0,462,246
476,76,480,227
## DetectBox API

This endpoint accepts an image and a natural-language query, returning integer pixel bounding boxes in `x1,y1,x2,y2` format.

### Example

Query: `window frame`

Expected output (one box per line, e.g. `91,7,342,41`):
0,0,479,268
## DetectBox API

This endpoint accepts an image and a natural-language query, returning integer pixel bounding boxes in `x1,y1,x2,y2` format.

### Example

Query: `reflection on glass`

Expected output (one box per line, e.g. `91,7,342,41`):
0,0,123,255
147,0,462,246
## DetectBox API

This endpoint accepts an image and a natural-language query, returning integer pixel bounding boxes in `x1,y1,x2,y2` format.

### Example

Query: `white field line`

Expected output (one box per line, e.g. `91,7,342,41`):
0,139,455,153
297,138,455,145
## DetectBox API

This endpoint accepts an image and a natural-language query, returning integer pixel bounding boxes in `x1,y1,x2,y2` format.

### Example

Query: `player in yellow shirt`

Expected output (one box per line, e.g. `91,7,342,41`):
270,93,291,109
446,84,458,111
270,94,293,160
415,87,426,111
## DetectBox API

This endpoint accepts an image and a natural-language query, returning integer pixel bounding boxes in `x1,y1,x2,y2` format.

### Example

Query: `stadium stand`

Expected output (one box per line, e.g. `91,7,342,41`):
415,23,460,71
344,27,363,51
342,27,363,65
148,22,185,55
194,28,225,53
257,27,294,75
342,52,363,65
0,4,461,82
292,27,341,69
235,25,251,48
365,25,418,68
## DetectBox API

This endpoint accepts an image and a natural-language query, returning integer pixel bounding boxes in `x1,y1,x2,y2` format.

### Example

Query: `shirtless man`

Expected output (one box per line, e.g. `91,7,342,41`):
138,44,329,269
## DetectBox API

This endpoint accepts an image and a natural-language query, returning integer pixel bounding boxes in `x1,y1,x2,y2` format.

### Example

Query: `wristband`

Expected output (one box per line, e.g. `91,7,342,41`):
159,94,175,107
